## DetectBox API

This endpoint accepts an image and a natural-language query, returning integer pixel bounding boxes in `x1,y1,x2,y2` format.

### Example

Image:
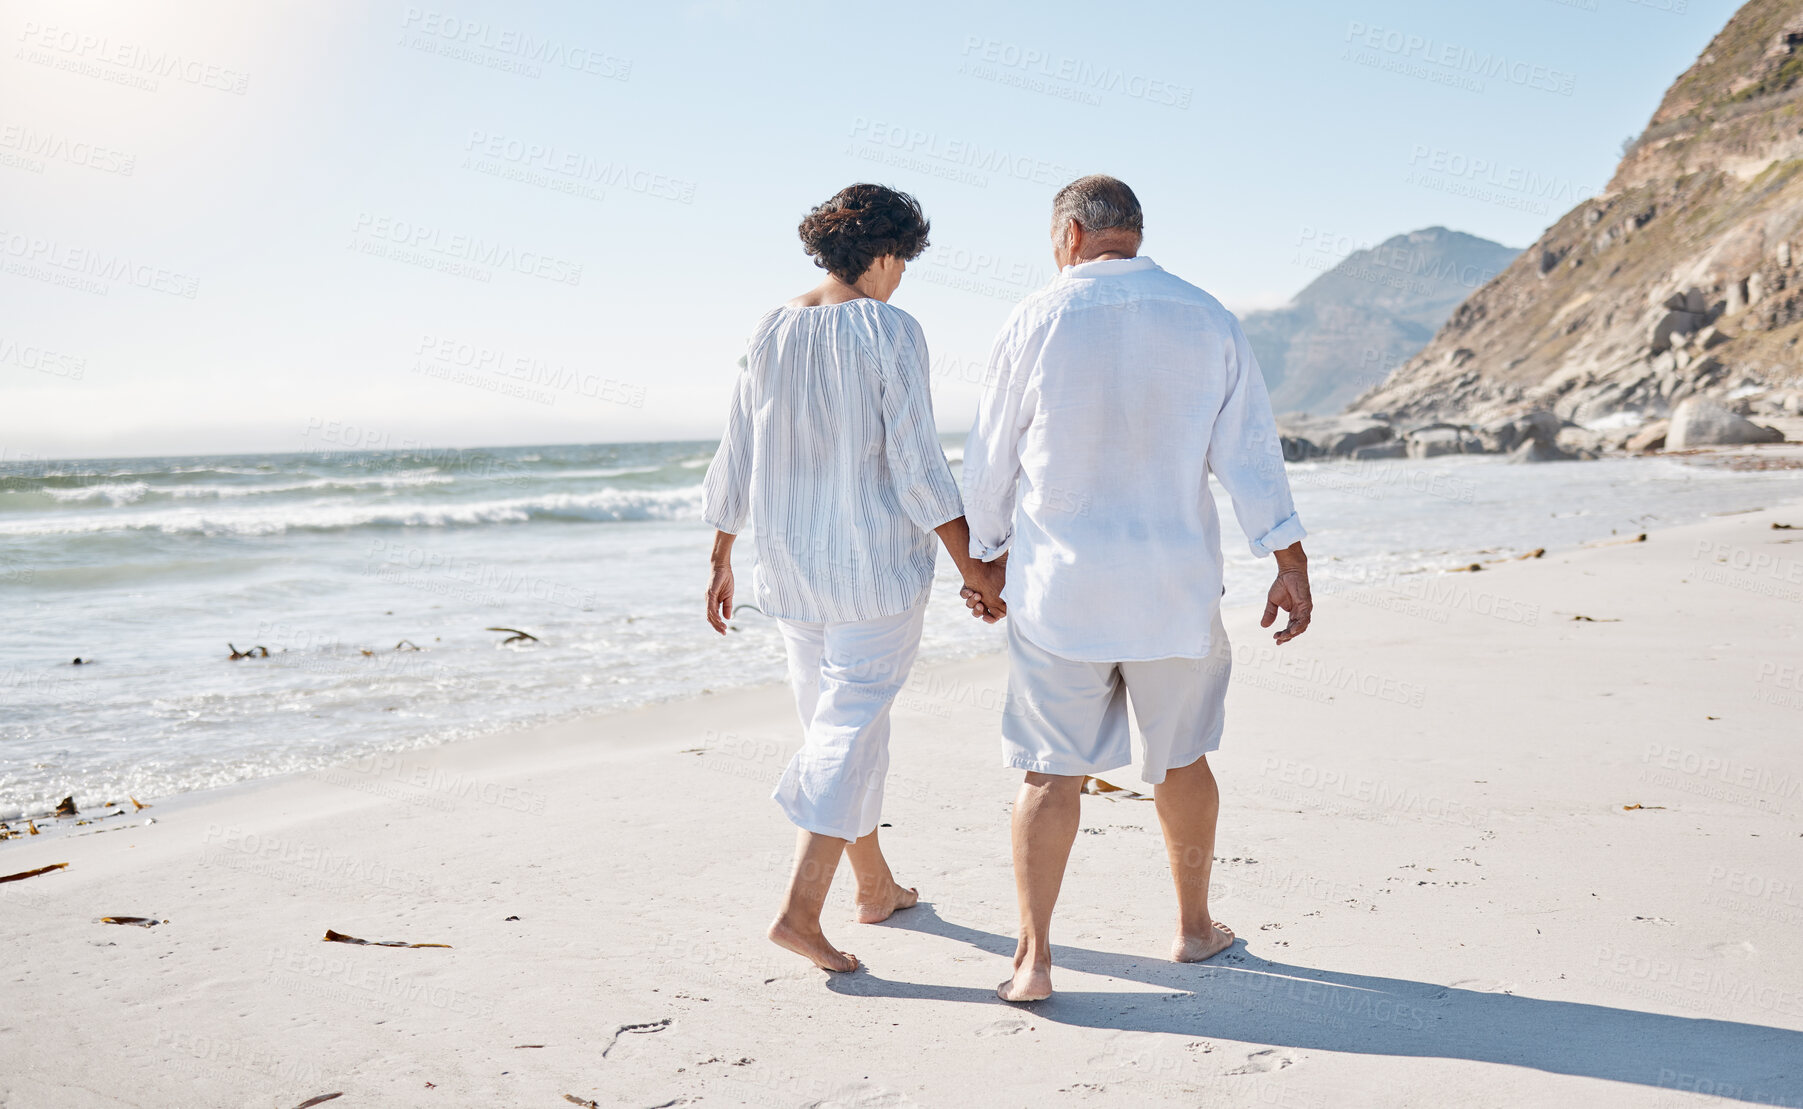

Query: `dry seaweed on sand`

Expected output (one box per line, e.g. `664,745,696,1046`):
0,862,68,884
322,928,450,948
485,627,539,644
294,1095,343,1108
98,916,163,927
1082,775,1153,801
601,1018,672,1057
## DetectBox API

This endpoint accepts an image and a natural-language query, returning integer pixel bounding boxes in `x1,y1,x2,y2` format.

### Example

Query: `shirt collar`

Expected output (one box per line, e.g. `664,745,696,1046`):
1061,254,1158,279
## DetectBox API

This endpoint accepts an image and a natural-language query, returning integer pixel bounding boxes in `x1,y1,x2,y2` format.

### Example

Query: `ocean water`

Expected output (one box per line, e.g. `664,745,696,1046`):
0,439,1793,819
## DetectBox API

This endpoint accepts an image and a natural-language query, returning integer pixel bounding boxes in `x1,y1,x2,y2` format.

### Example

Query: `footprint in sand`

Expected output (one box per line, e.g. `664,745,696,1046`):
810,1081,915,1107
1226,1048,1297,1075
1449,977,1518,995
1708,939,1758,960
976,1017,1030,1037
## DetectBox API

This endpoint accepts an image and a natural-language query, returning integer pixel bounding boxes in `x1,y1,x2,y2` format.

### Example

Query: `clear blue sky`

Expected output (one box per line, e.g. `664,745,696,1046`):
2,0,1739,459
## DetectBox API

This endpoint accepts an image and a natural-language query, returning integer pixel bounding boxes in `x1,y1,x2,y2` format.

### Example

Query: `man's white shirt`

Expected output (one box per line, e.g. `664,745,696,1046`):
961,255,1305,662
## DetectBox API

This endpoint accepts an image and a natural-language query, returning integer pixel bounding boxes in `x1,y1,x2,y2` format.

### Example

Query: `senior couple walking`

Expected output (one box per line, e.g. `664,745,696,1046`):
701,176,1313,1003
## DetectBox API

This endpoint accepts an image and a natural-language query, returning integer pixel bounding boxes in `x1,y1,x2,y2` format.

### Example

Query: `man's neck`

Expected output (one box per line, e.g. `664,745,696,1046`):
1071,239,1139,265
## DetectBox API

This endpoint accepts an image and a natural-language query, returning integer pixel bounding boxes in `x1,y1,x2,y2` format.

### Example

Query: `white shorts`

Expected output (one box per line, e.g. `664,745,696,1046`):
771,603,926,842
1001,609,1232,785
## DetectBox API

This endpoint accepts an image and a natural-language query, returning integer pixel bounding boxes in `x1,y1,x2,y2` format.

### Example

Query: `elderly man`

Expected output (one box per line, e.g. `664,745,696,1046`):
960,174,1313,1003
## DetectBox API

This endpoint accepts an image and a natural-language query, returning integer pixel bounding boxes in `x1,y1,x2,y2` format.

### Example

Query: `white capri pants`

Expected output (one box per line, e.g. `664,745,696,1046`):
771,603,927,842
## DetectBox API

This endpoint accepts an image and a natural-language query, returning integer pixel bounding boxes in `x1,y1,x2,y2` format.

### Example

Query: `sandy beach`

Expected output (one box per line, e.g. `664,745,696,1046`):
3,496,1802,1109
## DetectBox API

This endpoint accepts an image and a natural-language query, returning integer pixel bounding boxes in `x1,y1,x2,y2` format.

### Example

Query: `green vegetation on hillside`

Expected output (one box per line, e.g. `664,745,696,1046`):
1729,50,1803,102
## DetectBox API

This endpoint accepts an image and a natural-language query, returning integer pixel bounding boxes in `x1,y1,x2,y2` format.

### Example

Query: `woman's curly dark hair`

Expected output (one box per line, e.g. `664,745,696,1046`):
797,184,931,285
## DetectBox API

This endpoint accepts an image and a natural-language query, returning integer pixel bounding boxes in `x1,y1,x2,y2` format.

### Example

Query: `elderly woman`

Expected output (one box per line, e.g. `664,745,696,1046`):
702,183,1003,972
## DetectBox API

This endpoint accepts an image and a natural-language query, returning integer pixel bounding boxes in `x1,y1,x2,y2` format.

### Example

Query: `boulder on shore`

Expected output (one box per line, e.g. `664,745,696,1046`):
1665,398,1785,449
1475,409,1561,454
1352,440,1407,461
1275,415,1394,459
1625,419,1670,453
1407,427,1467,459
1280,435,1323,462
1509,437,1577,463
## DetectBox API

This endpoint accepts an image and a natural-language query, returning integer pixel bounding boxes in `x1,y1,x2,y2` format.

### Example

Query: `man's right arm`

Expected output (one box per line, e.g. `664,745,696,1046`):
1205,320,1306,560
961,327,1035,563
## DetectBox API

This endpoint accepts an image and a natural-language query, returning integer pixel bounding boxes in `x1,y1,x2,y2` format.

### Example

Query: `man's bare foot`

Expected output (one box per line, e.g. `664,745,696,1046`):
854,882,919,924
1171,920,1235,963
767,916,858,972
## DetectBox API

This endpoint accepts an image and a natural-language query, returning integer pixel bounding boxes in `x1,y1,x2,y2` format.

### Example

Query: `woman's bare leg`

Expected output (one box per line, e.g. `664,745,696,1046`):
845,827,919,924
767,829,858,971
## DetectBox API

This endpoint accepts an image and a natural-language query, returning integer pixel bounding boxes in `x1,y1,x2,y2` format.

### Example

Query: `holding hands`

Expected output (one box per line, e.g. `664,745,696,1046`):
960,554,1007,624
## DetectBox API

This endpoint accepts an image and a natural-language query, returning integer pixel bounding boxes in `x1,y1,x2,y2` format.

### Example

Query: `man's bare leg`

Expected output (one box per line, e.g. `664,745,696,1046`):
1154,755,1235,962
845,827,919,924
767,829,858,971
999,772,1083,1002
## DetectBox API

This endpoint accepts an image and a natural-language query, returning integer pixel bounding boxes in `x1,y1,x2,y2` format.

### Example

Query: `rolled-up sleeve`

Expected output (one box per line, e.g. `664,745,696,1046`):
961,325,1035,561
879,314,964,532
701,354,753,534
1208,322,1306,558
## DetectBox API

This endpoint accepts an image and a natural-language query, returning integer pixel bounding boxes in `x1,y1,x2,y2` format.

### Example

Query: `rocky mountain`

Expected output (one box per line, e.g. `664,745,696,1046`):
1347,0,1803,446
1245,227,1520,416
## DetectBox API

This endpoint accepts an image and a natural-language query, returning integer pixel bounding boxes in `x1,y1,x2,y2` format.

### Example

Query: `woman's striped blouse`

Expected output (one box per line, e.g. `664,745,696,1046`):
702,298,964,623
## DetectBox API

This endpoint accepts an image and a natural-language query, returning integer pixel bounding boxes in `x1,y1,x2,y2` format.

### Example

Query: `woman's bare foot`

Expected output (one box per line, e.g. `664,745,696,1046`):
767,915,858,972
854,882,918,924
1171,920,1235,963
997,963,1053,1003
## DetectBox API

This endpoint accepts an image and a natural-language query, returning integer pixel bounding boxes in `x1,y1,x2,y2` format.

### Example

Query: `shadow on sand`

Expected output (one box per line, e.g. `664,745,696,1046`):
824,904,1802,1105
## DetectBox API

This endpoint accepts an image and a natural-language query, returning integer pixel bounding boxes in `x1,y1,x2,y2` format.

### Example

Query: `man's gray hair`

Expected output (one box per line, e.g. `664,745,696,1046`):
1050,174,1143,238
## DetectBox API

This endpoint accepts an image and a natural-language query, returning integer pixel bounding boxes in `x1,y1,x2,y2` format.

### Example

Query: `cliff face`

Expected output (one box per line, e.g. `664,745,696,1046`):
1350,0,1803,430
1245,228,1519,416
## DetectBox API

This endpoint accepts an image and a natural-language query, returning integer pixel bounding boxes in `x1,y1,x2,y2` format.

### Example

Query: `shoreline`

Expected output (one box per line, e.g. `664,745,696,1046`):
7,443,1801,831
3,497,1801,1105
